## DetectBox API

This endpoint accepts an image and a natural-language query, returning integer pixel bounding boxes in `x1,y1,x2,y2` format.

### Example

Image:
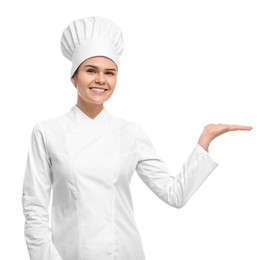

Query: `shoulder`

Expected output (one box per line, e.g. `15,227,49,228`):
109,113,151,142
31,111,69,134
110,113,139,132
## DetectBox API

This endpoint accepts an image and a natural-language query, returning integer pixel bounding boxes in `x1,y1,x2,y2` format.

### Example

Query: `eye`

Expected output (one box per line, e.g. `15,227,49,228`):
105,71,115,76
87,69,96,74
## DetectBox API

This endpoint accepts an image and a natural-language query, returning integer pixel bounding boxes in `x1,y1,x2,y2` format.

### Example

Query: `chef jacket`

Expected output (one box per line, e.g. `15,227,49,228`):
22,104,218,260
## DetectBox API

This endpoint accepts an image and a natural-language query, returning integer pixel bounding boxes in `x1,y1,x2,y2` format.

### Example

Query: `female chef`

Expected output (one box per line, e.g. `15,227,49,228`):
22,16,252,260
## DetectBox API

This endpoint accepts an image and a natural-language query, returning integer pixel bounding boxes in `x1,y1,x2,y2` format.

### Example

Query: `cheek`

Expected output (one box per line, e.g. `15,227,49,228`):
74,73,94,87
74,78,89,95
75,81,85,92
109,78,117,88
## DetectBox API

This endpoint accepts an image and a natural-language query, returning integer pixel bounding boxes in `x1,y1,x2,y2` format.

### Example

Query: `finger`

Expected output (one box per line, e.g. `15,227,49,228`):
227,125,253,131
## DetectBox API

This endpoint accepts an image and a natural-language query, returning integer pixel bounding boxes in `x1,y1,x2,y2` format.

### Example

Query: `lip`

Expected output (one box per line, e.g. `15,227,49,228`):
89,87,108,90
89,87,108,95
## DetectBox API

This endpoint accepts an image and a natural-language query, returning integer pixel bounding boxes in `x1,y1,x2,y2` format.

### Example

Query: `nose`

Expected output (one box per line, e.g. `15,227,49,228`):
95,72,106,85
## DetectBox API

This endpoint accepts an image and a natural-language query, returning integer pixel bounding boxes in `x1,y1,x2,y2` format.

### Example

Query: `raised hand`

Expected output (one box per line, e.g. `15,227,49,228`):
198,124,252,151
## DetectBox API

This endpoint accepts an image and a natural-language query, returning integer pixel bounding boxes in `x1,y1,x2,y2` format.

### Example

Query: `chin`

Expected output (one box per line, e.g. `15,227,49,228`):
86,100,105,105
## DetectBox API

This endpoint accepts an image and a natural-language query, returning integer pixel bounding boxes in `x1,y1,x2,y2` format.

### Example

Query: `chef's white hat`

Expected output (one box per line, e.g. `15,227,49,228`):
61,16,124,77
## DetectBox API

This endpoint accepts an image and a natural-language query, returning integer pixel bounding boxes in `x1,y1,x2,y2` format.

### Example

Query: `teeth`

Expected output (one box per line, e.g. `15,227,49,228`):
90,88,105,92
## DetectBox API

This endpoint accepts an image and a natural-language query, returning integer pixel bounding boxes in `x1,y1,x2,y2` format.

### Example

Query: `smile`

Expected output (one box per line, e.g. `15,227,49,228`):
89,87,107,94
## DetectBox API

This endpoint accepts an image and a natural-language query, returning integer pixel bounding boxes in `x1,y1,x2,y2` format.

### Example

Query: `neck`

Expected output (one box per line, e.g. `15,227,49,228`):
76,98,104,119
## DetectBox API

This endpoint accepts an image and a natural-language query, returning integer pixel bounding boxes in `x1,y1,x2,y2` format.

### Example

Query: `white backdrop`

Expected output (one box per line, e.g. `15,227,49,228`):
1,0,272,259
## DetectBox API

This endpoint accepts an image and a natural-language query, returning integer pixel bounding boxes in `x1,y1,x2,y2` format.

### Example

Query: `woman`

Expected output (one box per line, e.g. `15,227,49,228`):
22,16,252,260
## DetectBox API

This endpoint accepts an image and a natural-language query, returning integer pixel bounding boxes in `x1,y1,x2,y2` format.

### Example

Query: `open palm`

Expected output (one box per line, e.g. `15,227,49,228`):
198,124,252,151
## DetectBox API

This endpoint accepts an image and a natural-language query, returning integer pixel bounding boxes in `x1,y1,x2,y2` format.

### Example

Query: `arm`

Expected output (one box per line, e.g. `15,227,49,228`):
135,124,218,209
22,123,62,260
135,123,252,209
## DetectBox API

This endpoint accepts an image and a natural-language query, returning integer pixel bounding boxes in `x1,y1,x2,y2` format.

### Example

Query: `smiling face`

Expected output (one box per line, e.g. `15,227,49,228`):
71,56,118,107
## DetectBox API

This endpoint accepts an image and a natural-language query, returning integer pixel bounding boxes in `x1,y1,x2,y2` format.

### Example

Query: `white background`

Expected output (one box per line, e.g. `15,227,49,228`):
0,0,272,259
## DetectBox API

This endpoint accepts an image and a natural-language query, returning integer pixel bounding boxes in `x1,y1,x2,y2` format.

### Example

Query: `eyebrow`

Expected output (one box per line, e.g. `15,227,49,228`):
84,65,117,71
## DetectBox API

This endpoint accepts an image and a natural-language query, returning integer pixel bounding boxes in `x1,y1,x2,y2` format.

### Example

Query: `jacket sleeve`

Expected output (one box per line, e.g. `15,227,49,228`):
22,123,62,260
135,124,219,208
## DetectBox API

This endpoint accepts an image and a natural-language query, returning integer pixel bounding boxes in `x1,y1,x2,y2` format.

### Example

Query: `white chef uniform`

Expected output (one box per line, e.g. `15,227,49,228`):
22,104,218,260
